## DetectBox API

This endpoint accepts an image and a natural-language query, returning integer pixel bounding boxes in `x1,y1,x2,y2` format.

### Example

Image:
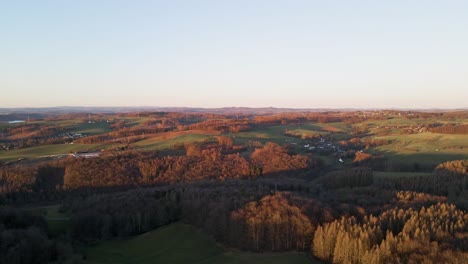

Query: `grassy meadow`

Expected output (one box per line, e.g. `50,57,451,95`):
230,123,331,145
0,143,108,162
131,131,219,150
65,121,113,135
369,132,468,170
25,204,70,237
85,223,316,264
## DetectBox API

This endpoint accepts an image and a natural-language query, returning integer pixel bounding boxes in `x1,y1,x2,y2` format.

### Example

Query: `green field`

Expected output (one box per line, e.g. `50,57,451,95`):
364,117,467,127
231,128,288,145
363,117,423,127
120,117,152,127
85,223,317,264
230,122,351,145
0,143,108,162
230,124,311,145
25,204,70,237
132,133,215,150
309,122,350,133
25,119,113,135
373,171,433,179
65,121,113,135
0,122,20,129
369,132,468,169
285,129,328,138
372,133,468,153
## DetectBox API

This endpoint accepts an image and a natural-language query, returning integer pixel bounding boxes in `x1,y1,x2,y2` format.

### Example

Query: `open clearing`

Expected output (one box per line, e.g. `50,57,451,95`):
85,223,317,264
25,204,70,237
230,123,344,145
65,121,113,135
369,132,468,169
0,143,108,162
372,133,468,153
132,130,220,150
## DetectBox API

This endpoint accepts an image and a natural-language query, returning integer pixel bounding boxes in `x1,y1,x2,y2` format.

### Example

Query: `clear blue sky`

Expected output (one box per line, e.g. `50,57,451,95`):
1,1,467,108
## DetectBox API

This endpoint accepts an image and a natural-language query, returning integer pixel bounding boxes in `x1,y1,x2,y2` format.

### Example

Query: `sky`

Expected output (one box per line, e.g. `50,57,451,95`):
1,1,468,109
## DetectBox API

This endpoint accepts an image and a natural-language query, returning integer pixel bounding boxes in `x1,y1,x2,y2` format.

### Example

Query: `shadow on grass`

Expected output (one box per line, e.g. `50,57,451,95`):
369,149,467,172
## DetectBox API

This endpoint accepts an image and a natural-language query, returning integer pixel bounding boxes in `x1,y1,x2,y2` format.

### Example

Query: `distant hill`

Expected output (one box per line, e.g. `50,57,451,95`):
0,106,467,116
0,113,46,122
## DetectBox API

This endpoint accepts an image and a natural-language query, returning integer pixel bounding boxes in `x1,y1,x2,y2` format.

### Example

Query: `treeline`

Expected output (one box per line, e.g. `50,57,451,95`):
64,184,265,242
0,143,315,200
69,189,180,241
1,137,72,150
1,124,71,149
64,179,468,260
312,203,467,263
230,193,313,251
7,161,467,261
75,126,172,144
75,116,250,145
253,112,344,126
318,167,373,189
284,130,323,140
3,124,65,139
375,160,468,209
435,159,468,176
65,184,329,253
65,143,312,188
430,124,468,134
63,150,251,188
176,119,251,133
0,207,82,264
0,166,37,194
251,142,313,175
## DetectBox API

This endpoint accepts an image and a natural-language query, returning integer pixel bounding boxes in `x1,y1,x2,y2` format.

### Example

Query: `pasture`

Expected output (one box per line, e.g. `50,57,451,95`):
369,132,468,170
131,130,219,150
65,121,113,135
85,223,316,264
230,123,340,145
285,129,328,139
26,119,112,135
0,143,107,162
25,204,70,237
309,122,350,133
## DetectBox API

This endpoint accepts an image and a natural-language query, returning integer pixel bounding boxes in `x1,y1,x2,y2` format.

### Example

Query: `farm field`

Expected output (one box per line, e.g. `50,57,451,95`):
24,119,112,135
131,130,220,150
0,143,108,162
64,121,113,135
25,204,70,237
285,128,328,138
85,223,316,264
368,132,468,170
308,122,350,133
230,123,337,145
363,117,425,127
372,133,468,152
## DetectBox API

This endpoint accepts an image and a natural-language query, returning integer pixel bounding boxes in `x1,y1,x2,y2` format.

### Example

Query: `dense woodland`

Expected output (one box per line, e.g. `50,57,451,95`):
430,124,468,134
0,208,81,263
0,110,467,263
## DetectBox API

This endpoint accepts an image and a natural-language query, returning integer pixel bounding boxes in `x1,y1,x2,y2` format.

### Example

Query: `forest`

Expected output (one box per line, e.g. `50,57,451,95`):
0,110,467,263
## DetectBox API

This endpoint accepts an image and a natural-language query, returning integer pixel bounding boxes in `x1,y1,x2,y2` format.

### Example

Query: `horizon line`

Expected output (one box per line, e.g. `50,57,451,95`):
1,105,467,111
